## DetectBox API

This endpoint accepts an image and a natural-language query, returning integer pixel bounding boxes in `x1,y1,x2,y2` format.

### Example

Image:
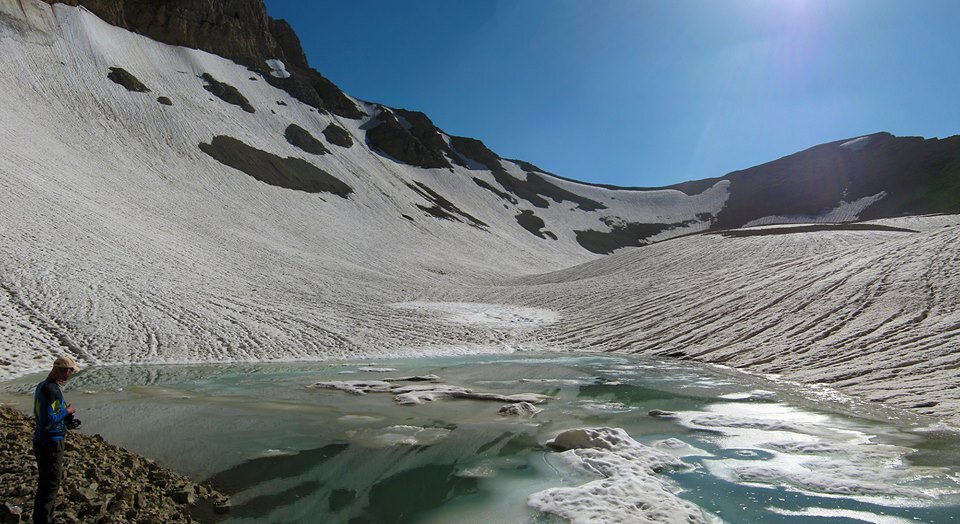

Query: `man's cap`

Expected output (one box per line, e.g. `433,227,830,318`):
53,355,79,371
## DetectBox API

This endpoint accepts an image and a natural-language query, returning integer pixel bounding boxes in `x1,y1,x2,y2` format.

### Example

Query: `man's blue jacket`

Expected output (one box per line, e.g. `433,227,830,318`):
33,377,68,443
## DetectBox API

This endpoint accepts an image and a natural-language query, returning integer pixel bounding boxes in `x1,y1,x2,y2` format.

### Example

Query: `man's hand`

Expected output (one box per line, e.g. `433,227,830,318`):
67,405,76,415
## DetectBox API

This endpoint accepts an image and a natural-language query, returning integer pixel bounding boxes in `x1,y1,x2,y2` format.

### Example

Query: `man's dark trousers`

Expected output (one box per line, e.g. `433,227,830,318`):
33,440,64,524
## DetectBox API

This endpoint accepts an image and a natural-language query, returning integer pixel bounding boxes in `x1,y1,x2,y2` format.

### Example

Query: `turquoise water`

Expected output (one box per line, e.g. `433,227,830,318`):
3,353,960,523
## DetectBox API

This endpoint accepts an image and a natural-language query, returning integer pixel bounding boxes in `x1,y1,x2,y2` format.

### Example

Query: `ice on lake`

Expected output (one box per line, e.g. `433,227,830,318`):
2,352,960,523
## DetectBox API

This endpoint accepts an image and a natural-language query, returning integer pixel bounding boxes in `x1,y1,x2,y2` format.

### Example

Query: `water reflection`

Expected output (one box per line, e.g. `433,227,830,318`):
1,353,958,523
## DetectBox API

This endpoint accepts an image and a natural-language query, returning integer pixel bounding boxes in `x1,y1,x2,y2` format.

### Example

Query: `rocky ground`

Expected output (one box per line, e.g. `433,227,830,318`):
0,407,228,523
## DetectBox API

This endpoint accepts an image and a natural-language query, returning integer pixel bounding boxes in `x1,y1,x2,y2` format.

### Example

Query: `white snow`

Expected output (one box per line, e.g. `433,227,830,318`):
742,192,887,227
528,427,706,523
840,136,872,151
264,58,290,78
0,0,958,431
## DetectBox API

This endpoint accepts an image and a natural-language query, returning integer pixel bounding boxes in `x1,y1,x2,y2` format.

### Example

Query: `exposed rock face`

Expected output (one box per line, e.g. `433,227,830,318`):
453,136,606,212
44,0,362,118
516,210,557,240
322,123,353,148
284,123,328,155
450,136,503,172
106,66,149,92
156,96,172,106
406,181,487,229
574,216,693,254
0,407,228,523
367,109,451,169
199,135,352,197
201,72,255,113
394,109,467,167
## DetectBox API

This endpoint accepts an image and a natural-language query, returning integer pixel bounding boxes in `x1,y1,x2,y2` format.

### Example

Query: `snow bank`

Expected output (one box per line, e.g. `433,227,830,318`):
742,192,887,227
528,427,705,523
390,302,559,328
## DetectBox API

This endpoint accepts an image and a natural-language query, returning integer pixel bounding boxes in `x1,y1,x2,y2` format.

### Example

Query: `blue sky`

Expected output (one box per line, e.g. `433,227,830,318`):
264,0,960,187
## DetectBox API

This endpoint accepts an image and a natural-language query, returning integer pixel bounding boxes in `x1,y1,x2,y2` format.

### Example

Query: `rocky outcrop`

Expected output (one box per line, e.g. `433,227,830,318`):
575,217,693,255
106,67,149,92
0,407,229,523
367,109,451,169
322,123,353,148
44,0,363,118
201,73,254,113
284,124,328,155
450,136,503,173
453,136,606,211
200,135,352,196
515,210,556,240
394,110,466,167
406,181,487,229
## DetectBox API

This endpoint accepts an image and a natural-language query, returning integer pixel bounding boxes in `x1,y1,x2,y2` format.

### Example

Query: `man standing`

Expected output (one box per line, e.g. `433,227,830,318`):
32,355,79,524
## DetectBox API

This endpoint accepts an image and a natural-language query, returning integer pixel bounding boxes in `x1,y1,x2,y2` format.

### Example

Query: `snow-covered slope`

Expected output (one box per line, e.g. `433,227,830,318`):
1,1,959,422
0,2,720,368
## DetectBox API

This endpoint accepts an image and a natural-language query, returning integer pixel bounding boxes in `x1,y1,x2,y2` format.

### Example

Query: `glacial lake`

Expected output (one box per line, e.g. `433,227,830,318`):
3,353,960,523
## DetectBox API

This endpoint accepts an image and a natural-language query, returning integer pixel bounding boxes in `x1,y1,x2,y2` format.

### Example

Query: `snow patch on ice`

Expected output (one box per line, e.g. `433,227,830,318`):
528,427,705,523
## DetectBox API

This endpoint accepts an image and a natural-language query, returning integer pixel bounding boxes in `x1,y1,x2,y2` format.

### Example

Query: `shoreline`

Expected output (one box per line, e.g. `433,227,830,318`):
0,407,229,523
4,346,958,430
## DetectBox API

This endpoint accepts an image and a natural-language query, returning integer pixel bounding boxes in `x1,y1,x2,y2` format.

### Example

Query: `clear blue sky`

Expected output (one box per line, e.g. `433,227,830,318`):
264,0,960,187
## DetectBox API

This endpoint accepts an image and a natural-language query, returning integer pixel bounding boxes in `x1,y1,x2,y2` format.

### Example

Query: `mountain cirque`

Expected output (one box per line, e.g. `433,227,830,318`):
0,0,958,438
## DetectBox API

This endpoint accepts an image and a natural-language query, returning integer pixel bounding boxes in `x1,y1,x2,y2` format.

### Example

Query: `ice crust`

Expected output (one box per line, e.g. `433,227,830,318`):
528,427,705,523
309,377,553,405
674,403,960,501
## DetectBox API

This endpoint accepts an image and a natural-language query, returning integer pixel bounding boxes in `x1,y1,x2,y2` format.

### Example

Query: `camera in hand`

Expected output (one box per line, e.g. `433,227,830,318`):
65,414,81,429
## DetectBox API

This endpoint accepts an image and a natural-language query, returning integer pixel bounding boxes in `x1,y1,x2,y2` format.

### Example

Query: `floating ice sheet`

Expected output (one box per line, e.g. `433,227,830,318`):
528,427,706,523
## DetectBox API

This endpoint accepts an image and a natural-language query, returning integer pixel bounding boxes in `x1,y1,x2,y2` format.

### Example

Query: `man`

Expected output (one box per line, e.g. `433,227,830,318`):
32,355,80,524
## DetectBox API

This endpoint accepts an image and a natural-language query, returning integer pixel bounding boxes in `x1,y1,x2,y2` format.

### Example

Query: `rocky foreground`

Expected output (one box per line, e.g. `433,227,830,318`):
0,407,228,523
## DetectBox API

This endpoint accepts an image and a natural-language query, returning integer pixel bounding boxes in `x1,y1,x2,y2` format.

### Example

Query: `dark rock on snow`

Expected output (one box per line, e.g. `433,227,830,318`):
284,124,328,155
452,136,606,212
406,181,487,229
200,135,352,197
322,123,353,148
156,96,172,106
367,109,451,169
201,73,255,113
516,210,557,240
575,216,693,255
106,66,150,92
